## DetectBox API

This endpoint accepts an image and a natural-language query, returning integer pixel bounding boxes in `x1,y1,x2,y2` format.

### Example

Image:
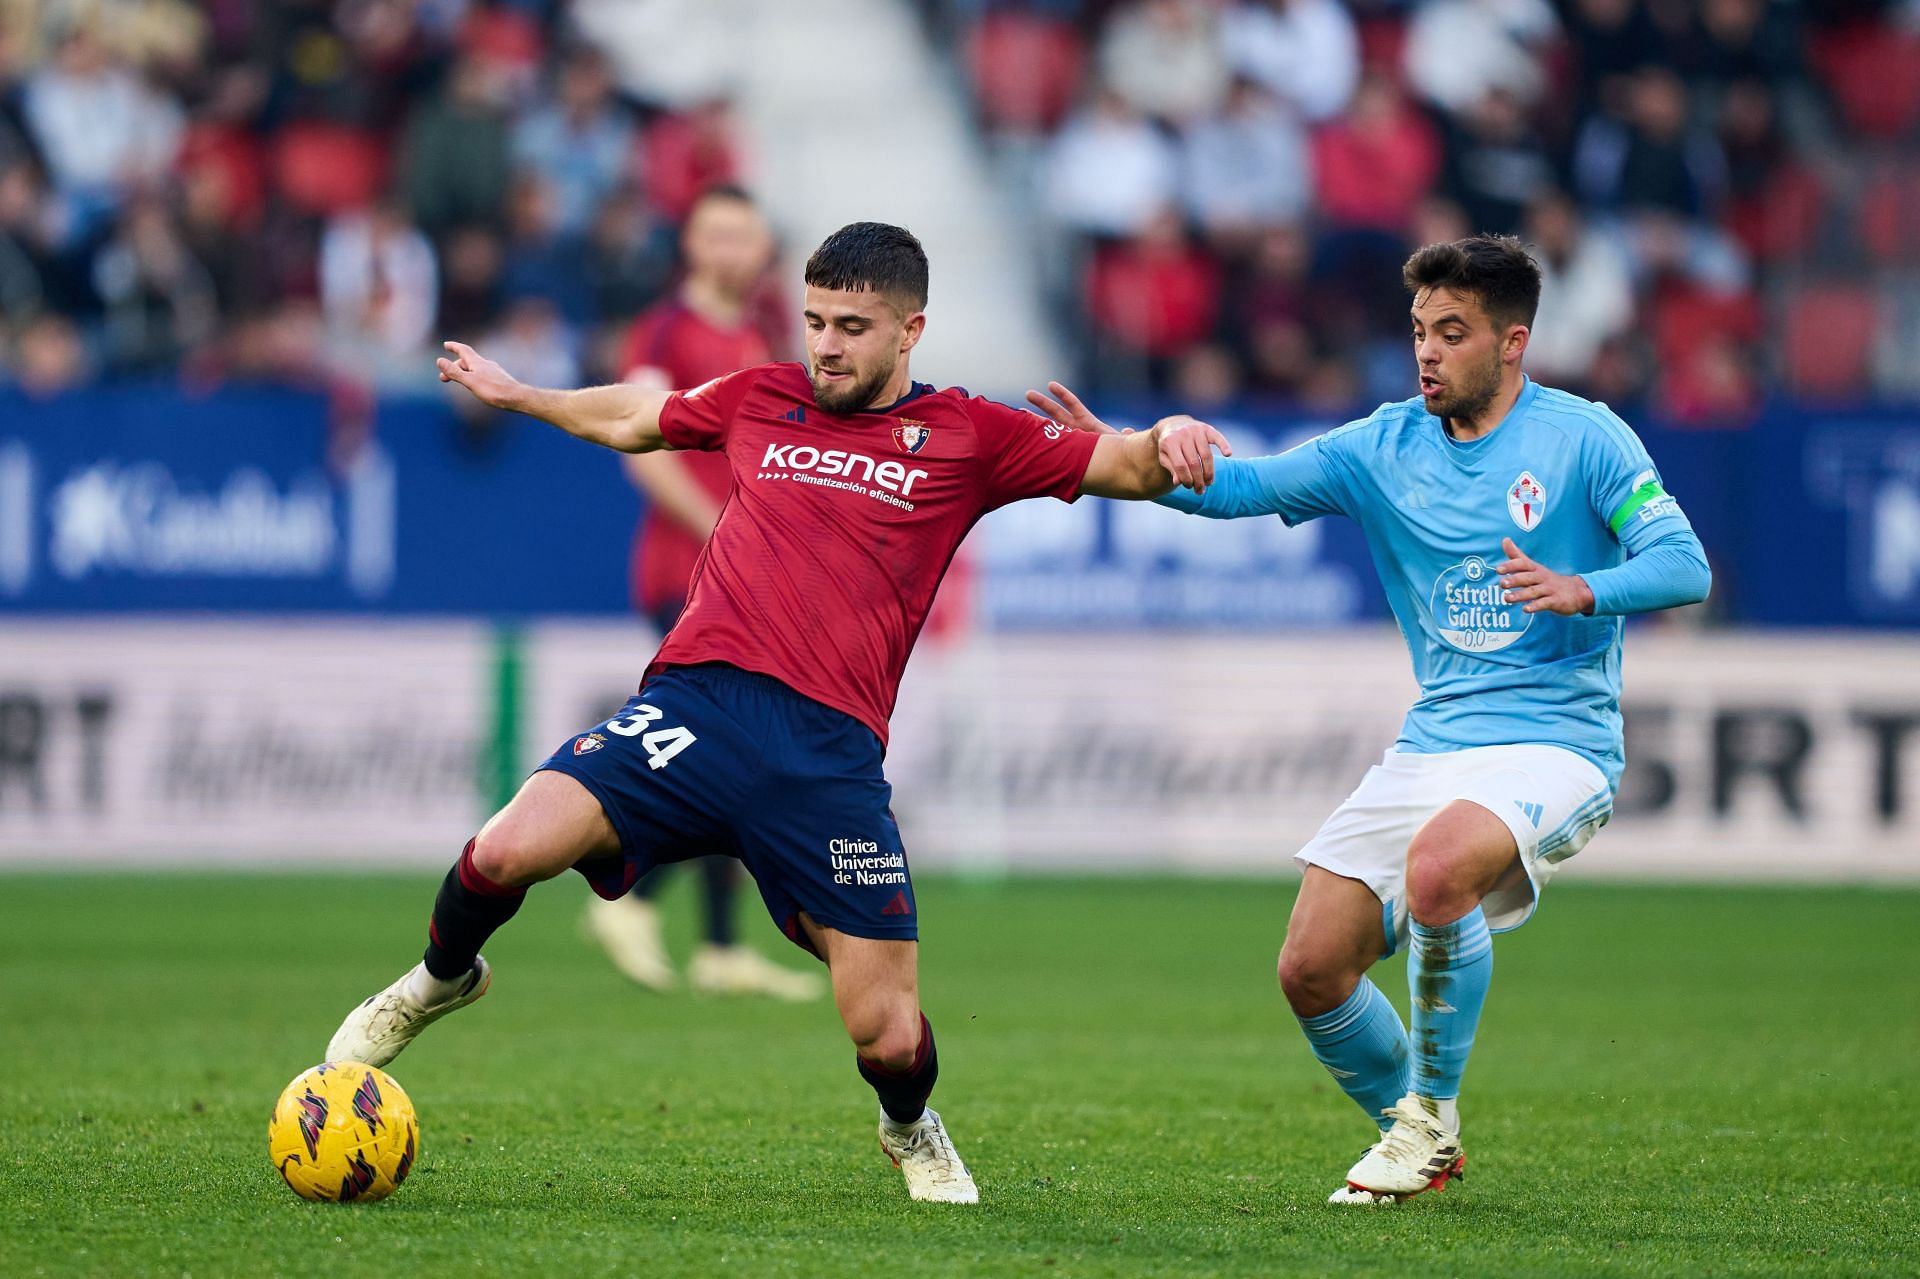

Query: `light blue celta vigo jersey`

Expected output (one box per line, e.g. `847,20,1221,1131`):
1158,378,1711,790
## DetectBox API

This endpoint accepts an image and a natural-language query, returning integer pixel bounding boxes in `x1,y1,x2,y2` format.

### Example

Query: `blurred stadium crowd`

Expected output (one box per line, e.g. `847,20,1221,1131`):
2,0,1919,425
0,0,783,408
935,0,1920,420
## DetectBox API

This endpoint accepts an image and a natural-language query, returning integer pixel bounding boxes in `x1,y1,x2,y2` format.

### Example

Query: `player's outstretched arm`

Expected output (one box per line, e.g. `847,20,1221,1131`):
1497,530,1711,617
1024,382,1232,498
436,341,673,453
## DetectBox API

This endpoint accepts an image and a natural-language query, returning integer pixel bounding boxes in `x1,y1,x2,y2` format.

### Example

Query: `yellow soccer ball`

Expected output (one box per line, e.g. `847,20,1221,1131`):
268,1061,419,1202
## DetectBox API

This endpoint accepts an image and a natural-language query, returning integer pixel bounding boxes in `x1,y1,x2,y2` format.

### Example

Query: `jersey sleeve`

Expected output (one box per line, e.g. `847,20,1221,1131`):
658,365,764,452
1580,411,1694,554
970,397,1102,509
1155,429,1356,524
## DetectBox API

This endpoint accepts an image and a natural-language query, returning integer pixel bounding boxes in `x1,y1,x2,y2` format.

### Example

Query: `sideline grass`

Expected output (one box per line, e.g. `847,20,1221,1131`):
1,871,1915,1277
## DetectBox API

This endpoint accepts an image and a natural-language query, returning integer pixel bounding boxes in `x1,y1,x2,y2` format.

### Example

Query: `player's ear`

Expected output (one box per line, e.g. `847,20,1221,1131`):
1504,323,1530,365
898,309,927,354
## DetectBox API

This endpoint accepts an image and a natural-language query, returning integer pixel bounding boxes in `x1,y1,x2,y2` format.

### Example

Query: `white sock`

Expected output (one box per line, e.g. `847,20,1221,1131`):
408,964,469,1006
1416,1095,1461,1132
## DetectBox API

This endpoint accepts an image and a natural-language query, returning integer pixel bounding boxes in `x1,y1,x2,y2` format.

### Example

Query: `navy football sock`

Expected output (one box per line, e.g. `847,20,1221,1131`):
858,1013,938,1125
697,856,738,947
422,840,527,981
628,864,669,902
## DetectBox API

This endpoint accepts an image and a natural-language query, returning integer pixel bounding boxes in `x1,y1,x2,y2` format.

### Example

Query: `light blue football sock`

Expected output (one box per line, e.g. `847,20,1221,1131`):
1296,977,1412,1132
1407,905,1494,1110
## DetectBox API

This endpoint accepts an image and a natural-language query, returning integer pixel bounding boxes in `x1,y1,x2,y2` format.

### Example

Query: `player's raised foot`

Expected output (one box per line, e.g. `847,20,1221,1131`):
689,944,826,1002
585,896,676,991
1342,1095,1466,1200
878,1108,978,1204
325,957,491,1068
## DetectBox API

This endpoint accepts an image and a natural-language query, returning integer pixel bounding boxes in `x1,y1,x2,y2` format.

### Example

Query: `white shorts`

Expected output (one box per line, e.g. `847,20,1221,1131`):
1294,744,1613,955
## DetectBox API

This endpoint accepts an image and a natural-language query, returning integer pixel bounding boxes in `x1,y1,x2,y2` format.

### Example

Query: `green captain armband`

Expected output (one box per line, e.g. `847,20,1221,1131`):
1607,475,1677,535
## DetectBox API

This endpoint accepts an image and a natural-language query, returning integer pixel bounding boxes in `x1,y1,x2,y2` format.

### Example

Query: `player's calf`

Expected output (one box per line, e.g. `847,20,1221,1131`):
856,1010,977,1203
423,838,527,985
857,1011,938,1119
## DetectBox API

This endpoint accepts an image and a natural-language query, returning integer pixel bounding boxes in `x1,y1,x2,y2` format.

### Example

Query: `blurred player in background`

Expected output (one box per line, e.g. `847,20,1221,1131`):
1033,234,1710,1204
327,221,1229,1205
590,185,824,1004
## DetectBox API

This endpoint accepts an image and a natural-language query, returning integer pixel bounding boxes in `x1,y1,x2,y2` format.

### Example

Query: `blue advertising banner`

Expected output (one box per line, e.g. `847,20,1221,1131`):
0,386,635,615
0,386,1914,627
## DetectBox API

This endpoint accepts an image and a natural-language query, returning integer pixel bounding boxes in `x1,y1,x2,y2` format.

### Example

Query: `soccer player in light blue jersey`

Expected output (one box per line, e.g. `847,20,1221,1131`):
1028,234,1711,1203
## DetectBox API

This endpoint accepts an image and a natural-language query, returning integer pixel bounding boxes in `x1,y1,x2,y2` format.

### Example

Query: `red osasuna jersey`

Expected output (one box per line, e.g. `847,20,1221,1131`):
647,361,1100,745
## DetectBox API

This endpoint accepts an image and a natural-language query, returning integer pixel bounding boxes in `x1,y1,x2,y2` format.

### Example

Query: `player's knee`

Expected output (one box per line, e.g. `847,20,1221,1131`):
469,823,565,888
1277,945,1352,1018
1404,847,1471,925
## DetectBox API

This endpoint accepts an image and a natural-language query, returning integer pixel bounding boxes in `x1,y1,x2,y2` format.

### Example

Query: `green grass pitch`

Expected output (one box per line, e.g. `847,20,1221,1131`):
2,871,1916,1277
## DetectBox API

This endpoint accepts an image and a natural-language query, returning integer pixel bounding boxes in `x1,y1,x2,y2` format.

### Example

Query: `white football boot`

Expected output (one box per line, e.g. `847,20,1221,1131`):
584,896,677,991
326,957,491,1068
878,1108,979,1204
688,944,826,1002
1341,1094,1466,1200
1327,1178,1399,1206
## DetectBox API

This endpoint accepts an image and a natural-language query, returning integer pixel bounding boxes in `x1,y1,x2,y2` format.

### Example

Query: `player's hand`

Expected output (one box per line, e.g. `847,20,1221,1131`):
1150,414,1233,493
436,341,523,410
1498,537,1595,616
1026,381,1131,436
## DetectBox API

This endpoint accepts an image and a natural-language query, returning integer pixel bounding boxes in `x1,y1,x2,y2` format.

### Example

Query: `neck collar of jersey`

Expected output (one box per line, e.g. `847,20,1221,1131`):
865,382,935,416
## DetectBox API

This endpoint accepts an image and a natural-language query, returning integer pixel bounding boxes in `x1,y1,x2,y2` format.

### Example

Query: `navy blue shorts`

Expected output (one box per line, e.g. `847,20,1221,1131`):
536,663,915,953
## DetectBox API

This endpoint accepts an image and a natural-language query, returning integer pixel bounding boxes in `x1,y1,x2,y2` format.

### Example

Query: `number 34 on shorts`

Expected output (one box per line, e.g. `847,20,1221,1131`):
580,703,697,770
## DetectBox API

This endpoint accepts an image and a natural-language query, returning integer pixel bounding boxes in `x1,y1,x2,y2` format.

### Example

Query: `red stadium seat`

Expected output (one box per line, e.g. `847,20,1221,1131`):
1809,23,1920,140
1783,284,1879,400
175,121,268,231
967,11,1085,134
1860,163,1920,266
641,107,744,224
272,122,389,217
1724,163,1824,264
1650,282,1762,368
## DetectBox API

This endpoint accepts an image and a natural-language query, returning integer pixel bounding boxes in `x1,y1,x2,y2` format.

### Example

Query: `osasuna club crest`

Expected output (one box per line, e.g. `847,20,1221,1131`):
1508,470,1546,531
892,420,931,454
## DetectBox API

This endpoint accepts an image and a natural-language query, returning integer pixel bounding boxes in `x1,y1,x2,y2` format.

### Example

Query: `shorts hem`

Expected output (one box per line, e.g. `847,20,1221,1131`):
1293,848,1398,957
1293,847,1391,903
1452,796,1542,936
790,908,920,943
1457,795,1538,867
535,759,638,860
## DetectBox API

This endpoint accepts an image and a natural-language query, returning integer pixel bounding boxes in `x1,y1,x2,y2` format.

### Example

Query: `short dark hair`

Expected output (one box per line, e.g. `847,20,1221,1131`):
1402,234,1541,330
691,182,756,212
804,222,928,312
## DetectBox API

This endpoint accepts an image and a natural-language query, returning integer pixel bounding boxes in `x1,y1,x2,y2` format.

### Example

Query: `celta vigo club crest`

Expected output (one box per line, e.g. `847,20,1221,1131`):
1508,470,1546,531
892,420,931,454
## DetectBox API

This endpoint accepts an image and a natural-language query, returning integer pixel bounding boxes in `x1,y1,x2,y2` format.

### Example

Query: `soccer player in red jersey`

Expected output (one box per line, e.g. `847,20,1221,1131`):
589,186,825,1004
327,222,1230,1204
